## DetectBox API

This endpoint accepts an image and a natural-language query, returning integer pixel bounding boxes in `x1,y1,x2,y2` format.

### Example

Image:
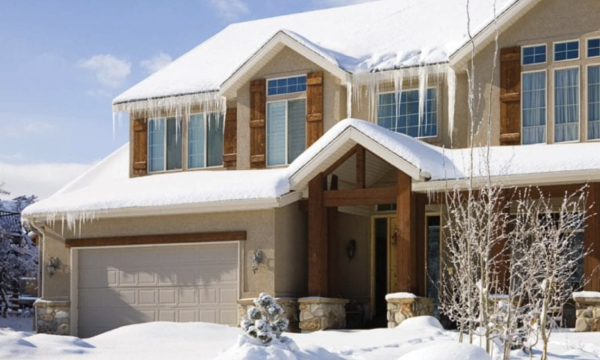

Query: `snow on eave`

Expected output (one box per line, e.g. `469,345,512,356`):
220,30,352,98
449,0,540,69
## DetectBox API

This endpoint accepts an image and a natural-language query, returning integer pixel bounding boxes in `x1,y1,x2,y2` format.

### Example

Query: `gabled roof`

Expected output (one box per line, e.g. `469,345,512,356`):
113,0,522,107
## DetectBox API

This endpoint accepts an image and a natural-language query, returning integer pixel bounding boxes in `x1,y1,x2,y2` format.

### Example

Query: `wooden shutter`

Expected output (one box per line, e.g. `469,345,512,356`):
223,108,237,168
500,46,521,146
132,118,147,177
250,79,266,169
306,71,324,147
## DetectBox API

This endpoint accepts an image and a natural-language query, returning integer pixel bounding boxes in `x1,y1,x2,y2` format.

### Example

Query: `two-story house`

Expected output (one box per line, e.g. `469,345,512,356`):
23,0,600,337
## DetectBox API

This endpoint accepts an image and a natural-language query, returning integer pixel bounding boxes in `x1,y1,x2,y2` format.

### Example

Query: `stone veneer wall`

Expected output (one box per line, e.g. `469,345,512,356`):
237,297,300,332
386,296,433,328
574,293,600,332
34,299,70,335
298,297,348,332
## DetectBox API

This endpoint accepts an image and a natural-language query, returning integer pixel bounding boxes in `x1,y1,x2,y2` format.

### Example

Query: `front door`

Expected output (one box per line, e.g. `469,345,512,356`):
372,215,397,326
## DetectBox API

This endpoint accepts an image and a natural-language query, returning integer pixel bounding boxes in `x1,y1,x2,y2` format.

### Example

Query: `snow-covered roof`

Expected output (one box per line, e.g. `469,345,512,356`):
23,119,600,225
113,0,521,106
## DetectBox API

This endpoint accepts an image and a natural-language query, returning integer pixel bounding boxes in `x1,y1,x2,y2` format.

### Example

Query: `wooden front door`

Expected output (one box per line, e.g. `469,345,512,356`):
371,215,397,324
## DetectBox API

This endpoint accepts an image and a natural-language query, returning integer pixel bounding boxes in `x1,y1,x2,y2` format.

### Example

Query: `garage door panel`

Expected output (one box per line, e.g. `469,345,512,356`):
78,243,239,338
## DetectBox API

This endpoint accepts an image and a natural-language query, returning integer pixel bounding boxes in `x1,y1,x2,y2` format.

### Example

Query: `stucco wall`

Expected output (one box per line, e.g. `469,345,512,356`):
236,46,345,170
337,212,371,301
274,203,308,297
40,228,71,299
457,0,600,147
40,209,278,300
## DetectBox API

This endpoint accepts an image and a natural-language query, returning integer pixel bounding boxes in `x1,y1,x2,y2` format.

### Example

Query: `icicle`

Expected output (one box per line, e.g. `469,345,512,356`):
447,67,457,146
418,65,428,137
346,82,353,118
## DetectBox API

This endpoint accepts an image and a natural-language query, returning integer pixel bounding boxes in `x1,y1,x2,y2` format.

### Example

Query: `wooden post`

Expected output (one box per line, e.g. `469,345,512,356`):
396,171,416,293
328,175,340,297
585,183,600,291
415,193,427,297
356,146,366,189
308,174,328,296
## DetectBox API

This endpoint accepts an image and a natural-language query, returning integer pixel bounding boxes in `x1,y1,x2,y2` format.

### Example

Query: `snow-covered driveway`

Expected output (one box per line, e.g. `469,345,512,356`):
1,317,600,360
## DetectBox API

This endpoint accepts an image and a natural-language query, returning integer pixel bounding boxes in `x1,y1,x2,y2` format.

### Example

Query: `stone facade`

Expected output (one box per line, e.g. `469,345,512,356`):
386,296,433,328
34,299,70,335
298,297,348,332
237,297,300,332
574,293,600,332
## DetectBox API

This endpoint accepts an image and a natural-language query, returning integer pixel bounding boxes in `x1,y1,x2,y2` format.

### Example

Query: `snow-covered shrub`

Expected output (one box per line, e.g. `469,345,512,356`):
240,293,289,344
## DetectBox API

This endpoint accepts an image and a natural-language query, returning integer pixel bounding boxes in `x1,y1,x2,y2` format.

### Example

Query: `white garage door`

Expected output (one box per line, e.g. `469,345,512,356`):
77,243,239,337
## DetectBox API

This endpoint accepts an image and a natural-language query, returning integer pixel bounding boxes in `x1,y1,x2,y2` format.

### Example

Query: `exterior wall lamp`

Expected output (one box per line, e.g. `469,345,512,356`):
250,250,263,274
346,239,357,260
47,257,60,277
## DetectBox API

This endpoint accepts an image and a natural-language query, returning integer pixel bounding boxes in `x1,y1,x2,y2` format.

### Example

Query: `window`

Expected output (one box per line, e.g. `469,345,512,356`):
523,45,546,65
554,41,579,62
148,117,182,172
267,75,307,96
266,99,306,166
377,88,438,138
554,68,580,142
588,38,600,58
188,113,224,168
589,65,600,140
522,71,547,144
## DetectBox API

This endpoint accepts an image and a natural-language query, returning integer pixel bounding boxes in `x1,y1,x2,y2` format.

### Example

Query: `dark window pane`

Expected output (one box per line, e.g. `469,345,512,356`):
166,117,182,170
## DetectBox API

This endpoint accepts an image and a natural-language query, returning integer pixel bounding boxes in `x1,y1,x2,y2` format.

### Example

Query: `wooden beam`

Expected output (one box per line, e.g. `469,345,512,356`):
322,145,358,177
65,231,247,248
585,183,600,291
308,174,328,296
328,175,340,297
356,146,366,189
396,171,417,293
322,187,397,207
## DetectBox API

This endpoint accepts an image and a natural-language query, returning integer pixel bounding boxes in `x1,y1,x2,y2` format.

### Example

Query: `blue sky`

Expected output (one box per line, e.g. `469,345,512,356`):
0,0,376,199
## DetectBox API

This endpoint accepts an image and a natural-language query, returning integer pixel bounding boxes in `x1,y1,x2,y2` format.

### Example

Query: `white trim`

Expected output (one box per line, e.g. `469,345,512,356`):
553,39,581,63
220,31,351,98
522,43,548,66
520,69,548,145
552,66,581,143
412,169,600,193
377,86,440,140
70,241,242,336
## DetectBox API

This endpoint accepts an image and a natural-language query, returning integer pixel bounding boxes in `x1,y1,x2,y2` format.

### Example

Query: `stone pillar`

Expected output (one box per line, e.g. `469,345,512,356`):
237,297,300,332
34,299,70,335
386,295,433,328
574,292,600,332
298,297,348,332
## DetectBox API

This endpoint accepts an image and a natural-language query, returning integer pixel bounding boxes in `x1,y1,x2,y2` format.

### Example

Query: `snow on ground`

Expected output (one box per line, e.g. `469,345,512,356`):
1,316,600,360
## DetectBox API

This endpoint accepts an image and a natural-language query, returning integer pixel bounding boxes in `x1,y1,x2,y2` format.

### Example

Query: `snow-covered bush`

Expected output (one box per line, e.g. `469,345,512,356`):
240,293,289,344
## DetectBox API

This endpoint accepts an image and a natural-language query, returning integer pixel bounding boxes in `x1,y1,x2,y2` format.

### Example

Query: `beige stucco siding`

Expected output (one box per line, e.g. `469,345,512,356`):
337,212,371,301
274,203,308,297
458,0,600,147
40,209,278,300
236,46,345,170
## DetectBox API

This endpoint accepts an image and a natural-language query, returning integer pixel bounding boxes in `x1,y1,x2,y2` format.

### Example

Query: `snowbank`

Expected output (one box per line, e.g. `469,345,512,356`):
398,316,444,331
398,342,491,360
214,335,344,360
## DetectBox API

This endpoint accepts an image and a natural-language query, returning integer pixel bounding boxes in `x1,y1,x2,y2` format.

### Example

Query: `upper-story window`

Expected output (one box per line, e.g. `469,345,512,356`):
523,45,547,65
588,38,600,58
266,75,307,167
589,65,600,140
267,75,307,96
522,71,547,144
188,113,224,169
554,40,579,62
148,117,182,172
377,88,438,138
554,67,580,142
